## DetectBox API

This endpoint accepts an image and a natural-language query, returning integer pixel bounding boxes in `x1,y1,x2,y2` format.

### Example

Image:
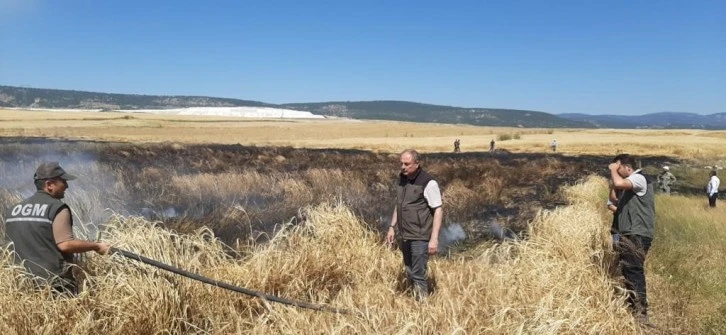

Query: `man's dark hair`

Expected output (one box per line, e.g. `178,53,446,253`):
711,170,717,176
34,178,60,191
612,154,636,167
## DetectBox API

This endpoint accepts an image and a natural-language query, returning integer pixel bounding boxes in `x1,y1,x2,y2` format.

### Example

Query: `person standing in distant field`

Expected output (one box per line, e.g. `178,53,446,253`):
608,154,655,323
490,139,495,151
656,166,676,195
3,162,110,295
386,149,443,300
707,170,720,208
550,139,558,152
453,139,461,153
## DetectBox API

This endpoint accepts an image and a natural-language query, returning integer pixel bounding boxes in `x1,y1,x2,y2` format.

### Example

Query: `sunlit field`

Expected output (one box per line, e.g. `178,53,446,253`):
0,177,648,334
1,109,725,334
2,109,725,161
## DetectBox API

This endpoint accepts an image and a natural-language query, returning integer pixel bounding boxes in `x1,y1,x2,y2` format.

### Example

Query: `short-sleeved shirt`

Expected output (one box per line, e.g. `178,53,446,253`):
627,170,647,197
423,180,442,209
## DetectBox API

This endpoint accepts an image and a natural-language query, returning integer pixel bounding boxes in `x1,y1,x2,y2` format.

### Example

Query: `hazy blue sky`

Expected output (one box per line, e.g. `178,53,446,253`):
1,0,724,115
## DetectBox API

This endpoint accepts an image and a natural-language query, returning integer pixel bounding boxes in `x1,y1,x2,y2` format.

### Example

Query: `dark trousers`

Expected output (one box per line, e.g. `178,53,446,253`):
709,193,717,207
401,239,429,298
52,280,78,297
618,235,652,316
32,277,78,297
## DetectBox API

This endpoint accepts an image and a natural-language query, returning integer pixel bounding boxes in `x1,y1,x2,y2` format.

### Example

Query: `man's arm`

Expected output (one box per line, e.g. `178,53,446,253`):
608,182,619,203
607,203,618,213
386,206,397,245
428,207,443,254
607,180,618,212
53,208,110,254
608,162,633,190
422,180,444,254
57,239,110,254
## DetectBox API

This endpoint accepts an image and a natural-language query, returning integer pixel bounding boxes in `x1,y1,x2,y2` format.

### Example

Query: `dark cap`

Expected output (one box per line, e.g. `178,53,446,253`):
34,162,77,181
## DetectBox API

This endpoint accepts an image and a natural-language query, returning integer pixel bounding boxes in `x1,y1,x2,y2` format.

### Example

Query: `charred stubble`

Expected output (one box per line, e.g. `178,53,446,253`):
0,138,677,248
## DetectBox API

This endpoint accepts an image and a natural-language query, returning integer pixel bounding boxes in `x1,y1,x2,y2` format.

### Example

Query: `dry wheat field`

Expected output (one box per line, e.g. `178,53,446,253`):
1,109,725,334
2,108,725,159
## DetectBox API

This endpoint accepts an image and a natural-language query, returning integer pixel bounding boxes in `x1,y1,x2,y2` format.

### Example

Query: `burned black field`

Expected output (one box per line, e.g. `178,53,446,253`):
0,138,676,250
6,137,726,334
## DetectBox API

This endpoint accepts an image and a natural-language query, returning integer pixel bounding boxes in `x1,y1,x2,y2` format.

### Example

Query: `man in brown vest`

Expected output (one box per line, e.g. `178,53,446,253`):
386,149,443,300
4,162,110,295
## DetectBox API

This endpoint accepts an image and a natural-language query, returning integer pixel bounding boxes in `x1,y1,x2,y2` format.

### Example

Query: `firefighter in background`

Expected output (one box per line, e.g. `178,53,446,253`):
550,139,558,152
656,166,676,195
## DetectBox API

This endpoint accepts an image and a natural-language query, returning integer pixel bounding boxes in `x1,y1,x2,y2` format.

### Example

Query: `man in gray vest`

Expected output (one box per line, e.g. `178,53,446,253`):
608,154,655,323
4,162,110,295
386,149,443,300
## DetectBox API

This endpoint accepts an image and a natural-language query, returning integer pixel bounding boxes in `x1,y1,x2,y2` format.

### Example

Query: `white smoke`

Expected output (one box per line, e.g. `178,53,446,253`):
489,220,518,241
0,140,116,240
437,223,466,254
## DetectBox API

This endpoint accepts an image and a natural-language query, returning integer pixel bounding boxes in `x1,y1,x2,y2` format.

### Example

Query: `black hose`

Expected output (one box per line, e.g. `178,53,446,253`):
110,247,353,314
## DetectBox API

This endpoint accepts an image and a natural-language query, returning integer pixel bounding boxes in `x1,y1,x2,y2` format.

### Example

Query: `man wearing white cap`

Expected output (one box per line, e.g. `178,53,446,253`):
656,166,676,195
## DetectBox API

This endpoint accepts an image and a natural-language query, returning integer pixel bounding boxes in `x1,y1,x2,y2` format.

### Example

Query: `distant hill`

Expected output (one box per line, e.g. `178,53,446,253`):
281,101,594,128
7,85,723,129
0,85,594,128
0,85,270,110
558,112,726,130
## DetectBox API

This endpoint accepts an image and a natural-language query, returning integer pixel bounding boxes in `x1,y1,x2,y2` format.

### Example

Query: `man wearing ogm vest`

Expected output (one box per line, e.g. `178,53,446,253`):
387,149,443,300
4,162,110,295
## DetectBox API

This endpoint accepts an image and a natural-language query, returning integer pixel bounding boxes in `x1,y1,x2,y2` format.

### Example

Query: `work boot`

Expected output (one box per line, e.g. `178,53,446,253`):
634,313,656,328
412,285,428,302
